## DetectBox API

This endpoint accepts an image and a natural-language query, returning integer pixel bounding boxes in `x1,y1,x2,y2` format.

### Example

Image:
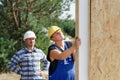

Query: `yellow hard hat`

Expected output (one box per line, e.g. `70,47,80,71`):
48,26,61,38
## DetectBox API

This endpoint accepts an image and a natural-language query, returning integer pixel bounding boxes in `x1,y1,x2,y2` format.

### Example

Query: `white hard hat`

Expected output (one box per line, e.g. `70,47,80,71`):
23,30,36,41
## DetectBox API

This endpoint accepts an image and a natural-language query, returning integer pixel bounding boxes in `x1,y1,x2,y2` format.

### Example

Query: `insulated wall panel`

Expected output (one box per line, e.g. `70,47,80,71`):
90,0,120,80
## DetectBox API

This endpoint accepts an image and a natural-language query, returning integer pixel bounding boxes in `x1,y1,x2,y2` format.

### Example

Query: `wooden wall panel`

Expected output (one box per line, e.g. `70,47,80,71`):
89,0,120,80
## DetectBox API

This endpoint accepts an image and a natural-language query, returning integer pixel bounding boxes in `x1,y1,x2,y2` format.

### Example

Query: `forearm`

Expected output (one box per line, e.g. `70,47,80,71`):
72,37,81,61
41,58,49,71
72,49,78,61
58,45,76,60
8,61,22,75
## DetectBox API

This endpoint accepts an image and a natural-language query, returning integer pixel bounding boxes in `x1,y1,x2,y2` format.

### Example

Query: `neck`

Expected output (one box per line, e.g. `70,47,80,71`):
55,41,64,50
27,46,34,52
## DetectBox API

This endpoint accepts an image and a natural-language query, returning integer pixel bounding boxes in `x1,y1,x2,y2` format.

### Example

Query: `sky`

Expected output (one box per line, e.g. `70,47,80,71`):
0,2,2,5
69,3,75,19
70,3,75,19
60,3,75,20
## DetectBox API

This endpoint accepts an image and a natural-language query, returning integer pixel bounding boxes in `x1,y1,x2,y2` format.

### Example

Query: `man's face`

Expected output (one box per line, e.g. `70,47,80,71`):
51,30,64,41
25,37,35,47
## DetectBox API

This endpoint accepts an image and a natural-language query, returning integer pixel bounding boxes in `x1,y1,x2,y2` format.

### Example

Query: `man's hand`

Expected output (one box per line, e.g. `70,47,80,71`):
74,37,81,49
40,71,48,79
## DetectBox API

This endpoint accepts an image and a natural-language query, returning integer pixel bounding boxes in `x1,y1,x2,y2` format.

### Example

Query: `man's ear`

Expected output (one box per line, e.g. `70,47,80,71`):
50,37,54,40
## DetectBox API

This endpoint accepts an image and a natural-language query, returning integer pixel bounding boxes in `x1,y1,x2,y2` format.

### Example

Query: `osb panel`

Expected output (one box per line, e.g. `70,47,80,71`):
90,0,120,80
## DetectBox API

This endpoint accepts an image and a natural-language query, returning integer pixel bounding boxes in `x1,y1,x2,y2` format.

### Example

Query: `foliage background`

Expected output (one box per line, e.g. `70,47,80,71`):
0,0,75,73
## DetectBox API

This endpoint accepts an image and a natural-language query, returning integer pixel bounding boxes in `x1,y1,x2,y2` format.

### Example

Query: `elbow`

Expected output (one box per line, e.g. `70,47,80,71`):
7,62,11,69
57,55,67,60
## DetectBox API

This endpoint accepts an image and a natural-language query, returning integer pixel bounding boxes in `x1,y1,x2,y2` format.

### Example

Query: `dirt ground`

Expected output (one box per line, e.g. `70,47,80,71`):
0,72,20,80
0,72,48,80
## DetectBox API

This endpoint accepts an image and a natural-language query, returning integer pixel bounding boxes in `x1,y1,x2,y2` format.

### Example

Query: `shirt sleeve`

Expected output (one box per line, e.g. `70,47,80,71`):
7,53,22,75
40,50,49,71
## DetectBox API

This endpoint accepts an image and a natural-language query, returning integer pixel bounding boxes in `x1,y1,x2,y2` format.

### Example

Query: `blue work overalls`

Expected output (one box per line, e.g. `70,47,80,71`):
48,41,75,80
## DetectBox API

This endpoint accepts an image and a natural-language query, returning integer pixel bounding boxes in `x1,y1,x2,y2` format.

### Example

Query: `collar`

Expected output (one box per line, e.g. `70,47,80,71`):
24,47,37,53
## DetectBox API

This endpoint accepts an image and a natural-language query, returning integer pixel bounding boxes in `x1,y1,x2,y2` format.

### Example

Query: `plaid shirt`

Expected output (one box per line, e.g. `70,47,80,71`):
8,47,49,80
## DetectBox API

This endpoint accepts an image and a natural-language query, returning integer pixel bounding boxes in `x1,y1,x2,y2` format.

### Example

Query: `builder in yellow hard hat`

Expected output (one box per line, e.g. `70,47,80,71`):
47,26,81,80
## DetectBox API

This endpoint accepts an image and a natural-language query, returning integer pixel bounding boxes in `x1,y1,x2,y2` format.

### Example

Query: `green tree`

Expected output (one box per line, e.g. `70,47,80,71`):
59,19,75,37
0,0,75,73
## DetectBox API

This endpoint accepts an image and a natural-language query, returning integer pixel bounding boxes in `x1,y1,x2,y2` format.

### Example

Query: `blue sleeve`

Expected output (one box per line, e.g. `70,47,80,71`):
39,50,49,71
7,53,22,75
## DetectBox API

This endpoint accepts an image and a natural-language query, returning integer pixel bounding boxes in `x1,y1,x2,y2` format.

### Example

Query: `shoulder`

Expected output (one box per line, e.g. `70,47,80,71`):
16,48,26,55
47,44,57,61
34,48,43,52
34,47,45,54
48,44,61,53
48,44,57,50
